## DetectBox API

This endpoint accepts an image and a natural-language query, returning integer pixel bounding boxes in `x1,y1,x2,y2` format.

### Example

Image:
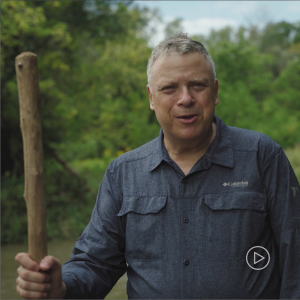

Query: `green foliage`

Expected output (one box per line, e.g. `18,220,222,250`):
60,36,159,161
259,58,300,147
1,177,27,244
215,82,261,130
193,23,300,148
285,145,300,181
1,1,161,244
1,162,94,243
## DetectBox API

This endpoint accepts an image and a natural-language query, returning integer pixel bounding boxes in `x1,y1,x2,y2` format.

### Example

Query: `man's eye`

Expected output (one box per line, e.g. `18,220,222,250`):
163,86,174,90
192,82,205,87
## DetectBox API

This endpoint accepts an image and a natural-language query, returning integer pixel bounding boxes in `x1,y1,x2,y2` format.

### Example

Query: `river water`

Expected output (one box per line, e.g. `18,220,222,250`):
1,240,127,299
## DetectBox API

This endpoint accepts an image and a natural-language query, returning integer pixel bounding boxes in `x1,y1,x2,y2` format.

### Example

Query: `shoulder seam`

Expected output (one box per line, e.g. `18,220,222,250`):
266,145,282,164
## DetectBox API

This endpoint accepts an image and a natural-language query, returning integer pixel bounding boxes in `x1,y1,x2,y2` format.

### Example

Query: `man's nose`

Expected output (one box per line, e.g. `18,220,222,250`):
177,86,194,107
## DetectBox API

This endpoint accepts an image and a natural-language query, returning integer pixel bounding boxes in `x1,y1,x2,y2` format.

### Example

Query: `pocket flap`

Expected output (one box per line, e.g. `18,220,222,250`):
117,196,167,216
203,192,266,211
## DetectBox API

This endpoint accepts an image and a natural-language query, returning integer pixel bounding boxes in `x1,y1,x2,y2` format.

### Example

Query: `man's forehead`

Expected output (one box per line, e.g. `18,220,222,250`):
153,52,206,65
153,52,211,72
157,76,210,85
152,53,213,84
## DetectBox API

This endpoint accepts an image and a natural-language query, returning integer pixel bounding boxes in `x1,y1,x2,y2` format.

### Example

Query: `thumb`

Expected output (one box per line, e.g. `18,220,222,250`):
39,256,62,288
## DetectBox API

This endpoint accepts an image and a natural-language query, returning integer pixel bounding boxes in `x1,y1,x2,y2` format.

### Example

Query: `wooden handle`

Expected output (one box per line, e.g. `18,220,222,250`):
15,52,47,263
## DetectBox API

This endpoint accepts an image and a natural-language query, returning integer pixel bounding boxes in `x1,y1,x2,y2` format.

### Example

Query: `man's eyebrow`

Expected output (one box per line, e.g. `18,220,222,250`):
156,82,177,89
156,78,211,90
189,78,210,84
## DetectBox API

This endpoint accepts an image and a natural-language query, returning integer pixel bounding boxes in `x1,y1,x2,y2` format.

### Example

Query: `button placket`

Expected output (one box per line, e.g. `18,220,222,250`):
204,158,211,169
180,174,193,298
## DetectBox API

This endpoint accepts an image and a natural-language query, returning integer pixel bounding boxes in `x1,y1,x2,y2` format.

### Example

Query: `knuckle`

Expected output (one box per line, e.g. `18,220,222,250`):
19,288,28,298
48,256,55,265
15,252,26,262
22,269,30,279
50,255,60,264
22,280,30,290
15,253,21,261
17,278,25,289
16,286,24,297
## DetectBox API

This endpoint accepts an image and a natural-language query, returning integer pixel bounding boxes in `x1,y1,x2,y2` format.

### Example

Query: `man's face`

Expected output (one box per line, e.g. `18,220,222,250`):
147,52,218,143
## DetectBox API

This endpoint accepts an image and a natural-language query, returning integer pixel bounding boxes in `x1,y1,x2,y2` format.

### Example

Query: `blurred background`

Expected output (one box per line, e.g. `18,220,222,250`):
1,1,300,299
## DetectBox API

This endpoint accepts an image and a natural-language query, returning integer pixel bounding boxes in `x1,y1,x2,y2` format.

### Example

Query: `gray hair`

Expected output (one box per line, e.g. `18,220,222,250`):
147,33,216,87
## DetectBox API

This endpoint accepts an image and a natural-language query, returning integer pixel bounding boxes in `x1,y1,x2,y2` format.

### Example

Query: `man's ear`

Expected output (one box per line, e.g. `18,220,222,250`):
214,79,219,106
147,84,155,111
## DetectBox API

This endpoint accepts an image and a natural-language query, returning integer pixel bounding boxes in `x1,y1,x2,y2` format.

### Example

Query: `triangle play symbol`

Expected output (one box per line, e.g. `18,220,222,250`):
254,252,265,265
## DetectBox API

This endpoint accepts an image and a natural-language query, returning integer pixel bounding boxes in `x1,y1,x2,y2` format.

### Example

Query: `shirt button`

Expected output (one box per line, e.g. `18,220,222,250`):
183,259,189,266
183,179,188,184
183,217,189,223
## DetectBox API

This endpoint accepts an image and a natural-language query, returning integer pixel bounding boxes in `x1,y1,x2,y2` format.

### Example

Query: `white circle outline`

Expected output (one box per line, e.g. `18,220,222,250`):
246,246,270,270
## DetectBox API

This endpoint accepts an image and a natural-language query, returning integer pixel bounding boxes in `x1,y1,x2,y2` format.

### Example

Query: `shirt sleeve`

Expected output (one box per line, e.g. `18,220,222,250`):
262,146,300,299
61,165,127,299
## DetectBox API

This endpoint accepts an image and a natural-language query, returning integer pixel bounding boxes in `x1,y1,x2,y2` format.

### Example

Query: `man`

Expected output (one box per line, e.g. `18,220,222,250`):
15,33,300,299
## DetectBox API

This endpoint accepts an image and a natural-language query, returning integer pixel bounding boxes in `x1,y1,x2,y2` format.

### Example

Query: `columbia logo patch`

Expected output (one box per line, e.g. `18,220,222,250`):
223,181,248,187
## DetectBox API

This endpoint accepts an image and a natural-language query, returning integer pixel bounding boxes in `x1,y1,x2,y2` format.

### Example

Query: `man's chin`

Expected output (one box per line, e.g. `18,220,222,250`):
171,125,214,142
172,131,203,142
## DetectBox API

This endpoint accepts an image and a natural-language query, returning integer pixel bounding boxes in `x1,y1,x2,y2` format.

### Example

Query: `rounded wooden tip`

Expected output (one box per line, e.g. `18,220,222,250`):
15,52,37,60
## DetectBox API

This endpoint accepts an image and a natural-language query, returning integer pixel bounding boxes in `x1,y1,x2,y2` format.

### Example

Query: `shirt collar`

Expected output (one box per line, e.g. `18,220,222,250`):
149,115,234,172
149,129,170,171
208,115,234,168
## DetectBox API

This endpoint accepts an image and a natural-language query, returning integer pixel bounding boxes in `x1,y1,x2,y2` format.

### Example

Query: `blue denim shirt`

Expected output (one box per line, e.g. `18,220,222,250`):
62,115,300,299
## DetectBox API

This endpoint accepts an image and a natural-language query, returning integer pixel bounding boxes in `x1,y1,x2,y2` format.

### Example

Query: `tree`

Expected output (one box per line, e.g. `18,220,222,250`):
1,0,160,243
164,18,184,38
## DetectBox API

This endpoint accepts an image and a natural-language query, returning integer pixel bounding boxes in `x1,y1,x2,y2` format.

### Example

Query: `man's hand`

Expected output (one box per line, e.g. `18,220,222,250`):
15,253,66,299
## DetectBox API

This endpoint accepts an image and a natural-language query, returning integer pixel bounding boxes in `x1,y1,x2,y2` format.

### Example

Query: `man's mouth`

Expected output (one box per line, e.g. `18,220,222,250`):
176,114,199,124
177,114,197,119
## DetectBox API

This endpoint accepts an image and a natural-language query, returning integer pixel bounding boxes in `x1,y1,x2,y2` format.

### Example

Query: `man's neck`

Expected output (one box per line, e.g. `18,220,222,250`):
163,122,217,175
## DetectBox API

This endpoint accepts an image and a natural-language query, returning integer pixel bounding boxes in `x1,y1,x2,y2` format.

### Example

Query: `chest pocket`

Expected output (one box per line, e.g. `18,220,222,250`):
117,196,167,260
203,192,267,259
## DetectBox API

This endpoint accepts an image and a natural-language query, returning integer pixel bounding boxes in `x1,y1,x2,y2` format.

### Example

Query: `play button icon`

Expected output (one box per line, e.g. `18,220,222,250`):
246,246,270,270
254,252,265,264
